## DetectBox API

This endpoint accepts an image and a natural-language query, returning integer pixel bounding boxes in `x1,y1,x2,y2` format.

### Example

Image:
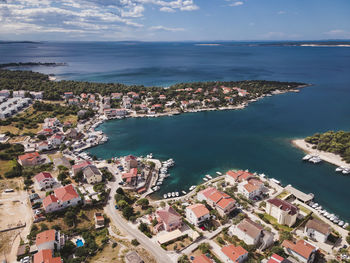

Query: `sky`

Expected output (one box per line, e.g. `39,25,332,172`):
0,0,350,41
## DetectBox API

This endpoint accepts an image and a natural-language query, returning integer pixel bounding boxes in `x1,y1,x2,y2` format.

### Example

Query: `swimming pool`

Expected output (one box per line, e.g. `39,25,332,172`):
76,239,84,247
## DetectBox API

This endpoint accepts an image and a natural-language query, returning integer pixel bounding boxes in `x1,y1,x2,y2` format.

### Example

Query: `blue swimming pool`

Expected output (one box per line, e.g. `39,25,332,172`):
76,239,84,247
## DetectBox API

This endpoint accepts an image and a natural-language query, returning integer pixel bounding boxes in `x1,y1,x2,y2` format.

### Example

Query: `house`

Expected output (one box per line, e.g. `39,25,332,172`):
124,155,138,170
34,172,56,190
228,218,274,250
30,91,43,100
193,254,214,263
0,89,10,98
36,229,64,251
122,168,139,186
48,133,64,147
282,239,318,263
18,152,41,166
43,184,81,213
83,165,103,184
225,170,253,185
185,203,210,226
38,128,53,137
72,160,92,176
94,212,105,229
221,245,248,263
33,249,62,263
155,206,182,232
68,98,79,105
13,90,26,98
265,254,292,263
64,92,73,99
305,218,331,243
238,181,262,200
159,95,166,100
37,141,50,151
197,187,236,216
266,198,299,227
111,92,122,100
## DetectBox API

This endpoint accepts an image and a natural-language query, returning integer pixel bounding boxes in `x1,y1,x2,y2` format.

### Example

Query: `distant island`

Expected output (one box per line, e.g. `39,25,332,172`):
293,131,350,168
0,62,66,69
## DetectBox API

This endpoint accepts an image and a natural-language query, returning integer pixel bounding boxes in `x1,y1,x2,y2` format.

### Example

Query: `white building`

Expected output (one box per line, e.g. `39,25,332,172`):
36,229,64,251
305,218,331,243
185,203,210,226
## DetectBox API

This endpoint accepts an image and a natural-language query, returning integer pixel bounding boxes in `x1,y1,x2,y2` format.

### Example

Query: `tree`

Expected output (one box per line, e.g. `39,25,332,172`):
279,231,293,242
64,211,77,227
122,205,134,220
198,242,210,254
136,198,149,209
178,255,190,263
116,187,124,195
117,200,128,208
131,239,139,246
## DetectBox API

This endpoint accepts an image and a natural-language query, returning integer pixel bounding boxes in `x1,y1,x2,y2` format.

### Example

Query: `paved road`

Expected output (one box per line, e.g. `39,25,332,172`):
105,181,174,263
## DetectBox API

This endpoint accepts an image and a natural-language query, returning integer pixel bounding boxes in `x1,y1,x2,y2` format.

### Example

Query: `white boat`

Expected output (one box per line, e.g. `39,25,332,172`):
216,171,222,175
175,192,179,197
206,174,213,179
303,154,312,161
342,168,350,174
171,192,175,197
323,212,329,217
271,178,281,185
156,182,162,186
182,190,187,195
203,178,208,181
167,193,171,198
312,203,319,208
338,221,345,226
333,219,339,224
343,222,348,229
163,194,167,199
189,185,196,191
309,156,322,163
336,166,345,172
260,173,266,178
316,206,322,210
326,213,333,219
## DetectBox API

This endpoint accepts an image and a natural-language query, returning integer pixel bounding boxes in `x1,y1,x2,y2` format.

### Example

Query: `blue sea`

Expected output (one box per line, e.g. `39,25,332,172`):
1,41,350,221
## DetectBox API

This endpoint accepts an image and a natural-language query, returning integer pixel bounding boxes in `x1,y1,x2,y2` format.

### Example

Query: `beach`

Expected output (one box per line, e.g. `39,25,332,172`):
292,139,349,168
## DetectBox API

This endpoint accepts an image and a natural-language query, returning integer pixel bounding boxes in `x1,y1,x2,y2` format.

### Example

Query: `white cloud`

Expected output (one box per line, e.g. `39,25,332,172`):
159,6,175,12
149,25,185,32
229,1,243,7
324,29,350,38
278,10,286,15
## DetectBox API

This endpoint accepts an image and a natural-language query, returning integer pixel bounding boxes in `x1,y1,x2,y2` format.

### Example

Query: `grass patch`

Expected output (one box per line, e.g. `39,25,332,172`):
276,190,290,200
258,213,293,232
297,204,312,215
0,160,16,177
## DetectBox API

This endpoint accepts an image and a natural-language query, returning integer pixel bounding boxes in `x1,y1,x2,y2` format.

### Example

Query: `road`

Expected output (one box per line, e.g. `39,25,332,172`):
105,181,175,263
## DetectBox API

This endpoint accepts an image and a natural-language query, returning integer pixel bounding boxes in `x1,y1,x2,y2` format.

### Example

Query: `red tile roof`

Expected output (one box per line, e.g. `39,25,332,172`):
282,240,317,260
34,249,61,263
72,160,91,170
156,206,181,226
268,198,299,215
36,230,56,246
187,204,209,218
221,245,248,262
43,195,58,208
243,183,260,193
193,254,212,263
54,184,79,202
267,254,286,263
216,197,236,210
34,172,53,182
18,152,40,161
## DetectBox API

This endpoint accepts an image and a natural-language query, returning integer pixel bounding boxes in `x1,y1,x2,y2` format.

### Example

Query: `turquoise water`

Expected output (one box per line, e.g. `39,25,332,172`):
76,239,84,247
1,41,350,221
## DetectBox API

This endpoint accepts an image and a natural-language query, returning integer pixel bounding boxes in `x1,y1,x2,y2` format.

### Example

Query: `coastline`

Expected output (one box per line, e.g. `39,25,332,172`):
292,138,349,168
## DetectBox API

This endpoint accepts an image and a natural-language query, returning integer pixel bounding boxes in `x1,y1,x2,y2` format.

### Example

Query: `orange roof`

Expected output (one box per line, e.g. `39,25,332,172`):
36,230,56,246
238,171,253,181
18,152,40,161
221,245,248,262
207,191,224,203
199,187,217,199
187,204,209,218
43,195,58,208
282,240,317,259
34,249,62,263
243,183,260,193
54,184,79,202
216,197,236,210
34,172,53,182
193,254,212,263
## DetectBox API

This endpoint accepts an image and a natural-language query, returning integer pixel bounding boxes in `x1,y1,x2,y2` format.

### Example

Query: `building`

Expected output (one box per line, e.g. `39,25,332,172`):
265,254,292,263
122,168,139,186
228,218,274,250
36,229,64,251
305,218,331,243
282,239,318,263
33,249,62,263
48,133,65,147
13,90,26,98
124,155,138,170
83,165,102,184
30,91,43,100
72,160,92,176
265,198,299,227
238,180,263,200
193,255,214,263
18,152,42,166
64,92,73,99
155,206,182,232
43,184,81,213
94,212,105,229
221,245,248,263
34,172,56,190
197,187,236,216
37,141,50,151
225,170,253,185
0,89,10,98
185,203,210,226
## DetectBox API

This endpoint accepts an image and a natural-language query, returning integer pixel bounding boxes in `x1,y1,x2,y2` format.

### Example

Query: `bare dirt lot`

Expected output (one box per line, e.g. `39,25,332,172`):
0,189,32,262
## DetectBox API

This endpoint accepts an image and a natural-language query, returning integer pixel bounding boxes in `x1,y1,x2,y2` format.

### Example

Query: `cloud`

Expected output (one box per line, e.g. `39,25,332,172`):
324,29,350,38
225,0,243,7
277,10,286,15
149,25,185,32
159,6,175,12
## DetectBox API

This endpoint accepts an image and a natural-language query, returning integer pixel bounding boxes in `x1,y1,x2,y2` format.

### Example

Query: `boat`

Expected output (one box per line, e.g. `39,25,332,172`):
311,203,319,208
203,178,208,181
156,182,162,186
271,178,281,185
171,192,175,197
338,221,345,226
175,192,179,197
167,193,171,198
309,156,322,163
342,168,350,174
182,190,187,195
216,171,222,175
163,194,167,199
343,223,349,229
303,154,312,161
333,219,340,224
206,174,213,179
189,185,196,191
336,166,344,172
323,212,329,217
